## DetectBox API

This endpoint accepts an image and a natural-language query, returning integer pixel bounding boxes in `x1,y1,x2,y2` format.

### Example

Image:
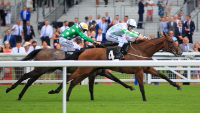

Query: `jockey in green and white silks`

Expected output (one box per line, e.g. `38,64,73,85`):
59,22,100,50
106,19,147,59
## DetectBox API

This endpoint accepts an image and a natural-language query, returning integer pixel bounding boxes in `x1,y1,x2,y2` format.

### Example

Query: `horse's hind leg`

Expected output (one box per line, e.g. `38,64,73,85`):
98,69,136,91
6,70,37,93
88,74,96,100
146,67,182,90
17,76,40,100
48,75,71,94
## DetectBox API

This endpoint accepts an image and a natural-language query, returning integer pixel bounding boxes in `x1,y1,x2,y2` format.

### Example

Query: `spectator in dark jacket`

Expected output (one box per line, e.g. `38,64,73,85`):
20,6,31,27
184,15,195,43
137,0,145,29
4,29,16,48
175,21,186,44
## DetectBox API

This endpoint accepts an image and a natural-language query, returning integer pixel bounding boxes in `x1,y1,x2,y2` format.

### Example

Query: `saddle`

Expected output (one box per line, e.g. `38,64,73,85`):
65,51,75,57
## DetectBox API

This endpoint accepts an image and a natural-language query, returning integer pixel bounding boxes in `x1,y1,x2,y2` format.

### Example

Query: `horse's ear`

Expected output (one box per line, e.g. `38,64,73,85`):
163,32,168,38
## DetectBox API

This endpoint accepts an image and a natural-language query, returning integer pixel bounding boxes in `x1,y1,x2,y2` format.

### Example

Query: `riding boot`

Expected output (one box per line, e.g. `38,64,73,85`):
115,47,124,60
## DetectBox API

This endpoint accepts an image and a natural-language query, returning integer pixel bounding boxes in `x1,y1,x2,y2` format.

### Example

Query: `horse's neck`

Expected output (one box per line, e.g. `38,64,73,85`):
135,37,165,57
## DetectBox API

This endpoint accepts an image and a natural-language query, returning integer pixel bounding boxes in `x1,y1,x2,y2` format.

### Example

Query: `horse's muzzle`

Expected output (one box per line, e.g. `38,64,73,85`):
176,51,183,56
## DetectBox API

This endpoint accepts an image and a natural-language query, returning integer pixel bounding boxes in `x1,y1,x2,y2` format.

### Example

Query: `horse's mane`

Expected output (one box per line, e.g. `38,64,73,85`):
131,37,163,45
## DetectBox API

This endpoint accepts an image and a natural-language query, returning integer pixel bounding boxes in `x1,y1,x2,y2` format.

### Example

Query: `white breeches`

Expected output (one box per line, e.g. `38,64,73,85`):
59,37,81,50
106,33,128,47
6,13,11,24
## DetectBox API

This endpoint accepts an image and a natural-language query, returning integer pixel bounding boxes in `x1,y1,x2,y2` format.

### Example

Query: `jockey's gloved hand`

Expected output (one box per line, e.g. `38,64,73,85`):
93,41,101,45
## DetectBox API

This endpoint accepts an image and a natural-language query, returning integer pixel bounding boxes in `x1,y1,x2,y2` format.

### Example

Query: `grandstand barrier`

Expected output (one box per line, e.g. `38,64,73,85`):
0,59,200,113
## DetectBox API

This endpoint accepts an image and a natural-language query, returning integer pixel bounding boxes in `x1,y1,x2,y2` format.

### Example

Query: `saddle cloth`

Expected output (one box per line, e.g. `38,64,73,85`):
106,43,129,60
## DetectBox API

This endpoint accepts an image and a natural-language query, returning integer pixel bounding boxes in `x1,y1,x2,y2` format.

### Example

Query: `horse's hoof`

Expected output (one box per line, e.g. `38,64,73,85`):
178,87,183,90
66,99,69,101
48,90,55,94
16,98,21,101
6,88,10,93
130,87,136,91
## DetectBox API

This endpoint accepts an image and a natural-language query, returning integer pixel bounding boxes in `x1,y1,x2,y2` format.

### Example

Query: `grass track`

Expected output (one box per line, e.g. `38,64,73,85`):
0,85,200,113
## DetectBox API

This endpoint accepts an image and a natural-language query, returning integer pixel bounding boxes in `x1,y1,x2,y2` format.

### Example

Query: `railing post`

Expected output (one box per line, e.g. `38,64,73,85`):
96,6,97,19
197,12,198,31
187,66,191,81
148,74,151,84
123,5,125,19
37,0,39,22
62,67,67,113
49,0,51,12
64,0,67,14
114,6,116,20
78,6,79,20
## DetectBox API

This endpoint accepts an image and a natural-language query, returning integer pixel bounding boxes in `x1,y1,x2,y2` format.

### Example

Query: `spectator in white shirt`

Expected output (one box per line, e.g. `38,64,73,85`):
23,41,31,53
96,28,103,42
60,21,69,33
146,0,155,21
74,18,79,25
174,15,180,26
89,15,93,26
105,12,112,25
11,41,25,80
11,20,24,43
96,14,102,24
85,16,89,25
11,41,25,53
179,11,185,21
41,41,51,49
115,15,121,24
29,41,41,52
124,15,128,23
40,20,53,46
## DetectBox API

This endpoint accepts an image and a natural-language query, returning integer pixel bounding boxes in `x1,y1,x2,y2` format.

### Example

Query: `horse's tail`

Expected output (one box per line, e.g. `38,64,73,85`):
20,49,43,61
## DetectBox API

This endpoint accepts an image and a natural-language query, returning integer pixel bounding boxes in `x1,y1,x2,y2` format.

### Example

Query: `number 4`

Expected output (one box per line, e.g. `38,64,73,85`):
108,50,115,60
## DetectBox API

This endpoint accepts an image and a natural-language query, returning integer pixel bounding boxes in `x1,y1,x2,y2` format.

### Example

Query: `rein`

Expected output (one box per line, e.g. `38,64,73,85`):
127,42,152,59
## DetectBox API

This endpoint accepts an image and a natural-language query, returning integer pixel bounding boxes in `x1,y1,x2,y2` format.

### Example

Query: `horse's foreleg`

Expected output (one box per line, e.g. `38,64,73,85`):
88,74,96,100
136,70,146,101
67,75,88,101
146,67,182,90
6,71,36,93
17,76,40,100
68,67,93,82
99,69,136,91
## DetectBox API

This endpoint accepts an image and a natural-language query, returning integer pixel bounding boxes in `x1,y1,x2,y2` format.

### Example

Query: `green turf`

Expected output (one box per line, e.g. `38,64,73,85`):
0,85,200,113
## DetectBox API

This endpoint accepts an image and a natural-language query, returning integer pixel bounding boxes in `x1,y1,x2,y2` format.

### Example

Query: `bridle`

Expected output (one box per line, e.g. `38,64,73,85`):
127,37,175,59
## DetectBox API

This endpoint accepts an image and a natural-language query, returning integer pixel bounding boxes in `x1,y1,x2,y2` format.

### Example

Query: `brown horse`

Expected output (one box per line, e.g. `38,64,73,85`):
64,33,183,101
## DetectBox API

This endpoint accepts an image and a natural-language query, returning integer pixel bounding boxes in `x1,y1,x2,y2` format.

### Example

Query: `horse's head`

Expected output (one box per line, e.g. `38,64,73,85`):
163,33,183,56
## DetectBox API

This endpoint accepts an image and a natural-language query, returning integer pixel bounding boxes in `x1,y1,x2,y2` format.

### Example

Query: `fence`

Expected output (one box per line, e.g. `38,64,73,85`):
1,52,200,85
0,60,200,113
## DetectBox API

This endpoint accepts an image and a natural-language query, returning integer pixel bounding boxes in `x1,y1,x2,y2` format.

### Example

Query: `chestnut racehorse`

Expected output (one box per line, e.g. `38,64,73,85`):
65,33,183,101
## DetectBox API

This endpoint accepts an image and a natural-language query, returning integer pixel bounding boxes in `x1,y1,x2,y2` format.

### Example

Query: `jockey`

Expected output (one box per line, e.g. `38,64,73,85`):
106,19,147,59
59,22,101,50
